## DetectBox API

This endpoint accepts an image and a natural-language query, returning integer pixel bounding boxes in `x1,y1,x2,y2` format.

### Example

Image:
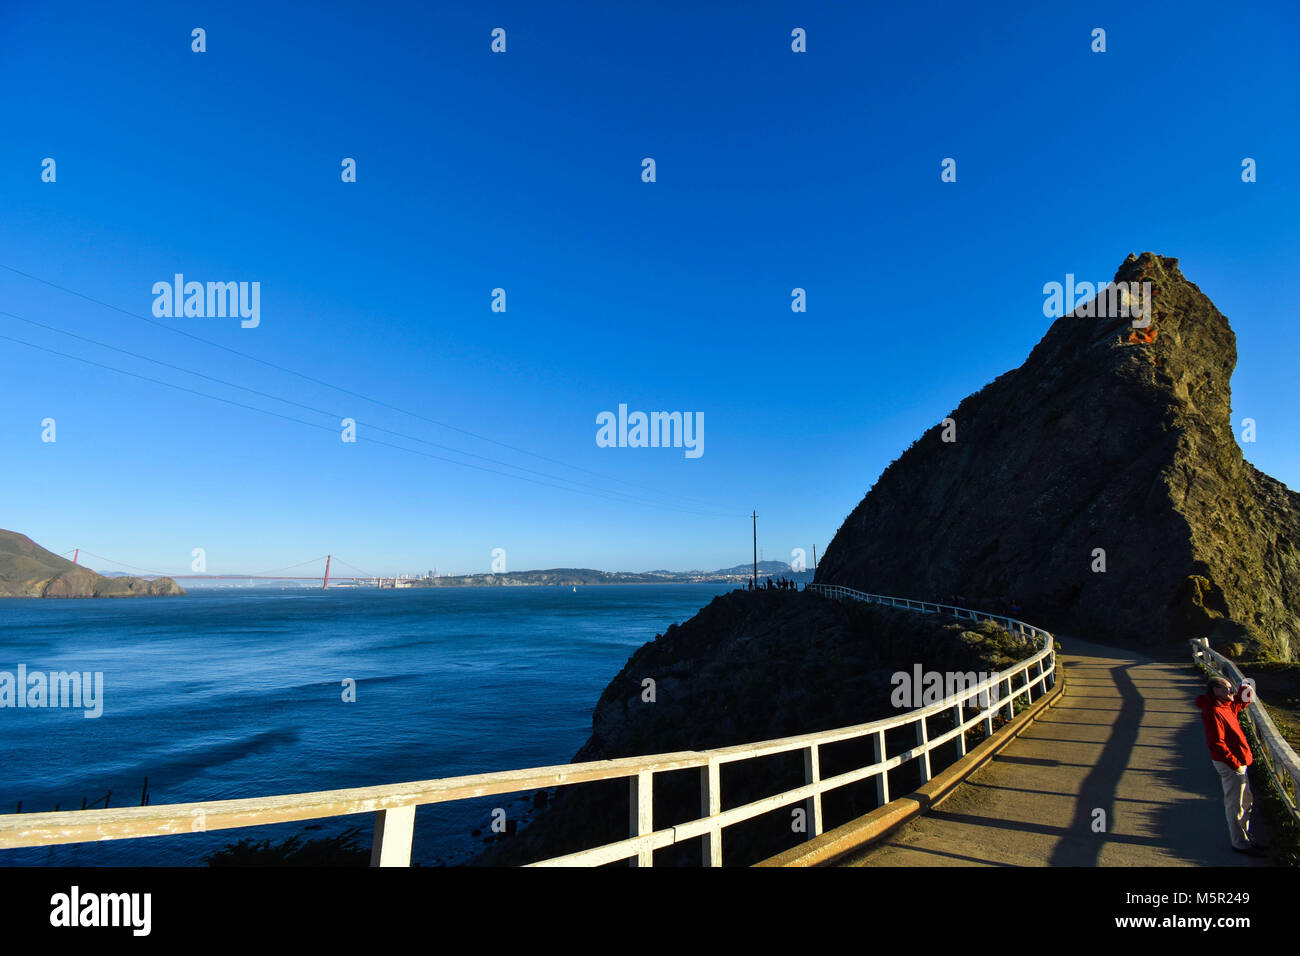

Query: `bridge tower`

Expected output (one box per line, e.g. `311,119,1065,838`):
323,555,331,590
72,548,79,565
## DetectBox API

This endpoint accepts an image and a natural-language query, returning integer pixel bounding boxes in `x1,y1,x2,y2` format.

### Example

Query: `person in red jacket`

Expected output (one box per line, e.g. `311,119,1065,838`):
1195,676,1263,855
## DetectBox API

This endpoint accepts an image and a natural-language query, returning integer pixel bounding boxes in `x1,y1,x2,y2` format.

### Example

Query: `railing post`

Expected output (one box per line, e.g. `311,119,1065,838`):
370,805,416,867
700,758,721,867
803,744,823,838
630,770,653,867
983,682,995,738
872,729,889,805
916,715,931,783
951,702,966,757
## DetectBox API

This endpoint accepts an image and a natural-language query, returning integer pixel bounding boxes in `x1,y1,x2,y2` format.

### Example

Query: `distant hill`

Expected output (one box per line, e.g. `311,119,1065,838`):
714,561,804,576
0,530,185,598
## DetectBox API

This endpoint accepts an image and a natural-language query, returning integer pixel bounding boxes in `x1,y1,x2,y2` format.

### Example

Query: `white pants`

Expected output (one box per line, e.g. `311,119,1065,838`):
1211,760,1253,849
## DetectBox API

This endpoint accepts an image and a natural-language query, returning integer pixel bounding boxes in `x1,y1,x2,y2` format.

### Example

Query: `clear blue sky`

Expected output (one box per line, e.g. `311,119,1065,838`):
2,1,1297,577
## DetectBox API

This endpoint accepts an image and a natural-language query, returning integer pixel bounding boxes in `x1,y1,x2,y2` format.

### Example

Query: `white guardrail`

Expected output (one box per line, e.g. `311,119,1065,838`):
0,585,1057,866
1190,637,1300,826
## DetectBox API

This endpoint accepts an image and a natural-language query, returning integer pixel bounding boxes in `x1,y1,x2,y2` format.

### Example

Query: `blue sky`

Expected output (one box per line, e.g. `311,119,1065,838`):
2,1,1297,577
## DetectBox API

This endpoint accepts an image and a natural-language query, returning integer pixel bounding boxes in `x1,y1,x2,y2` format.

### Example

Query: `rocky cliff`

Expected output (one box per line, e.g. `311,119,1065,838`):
475,587,1037,866
0,530,185,598
816,253,1298,660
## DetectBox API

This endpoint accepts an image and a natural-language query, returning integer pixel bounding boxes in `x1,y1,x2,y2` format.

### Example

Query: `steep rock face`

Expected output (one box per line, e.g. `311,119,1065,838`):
0,530,185,598
476,588,1037,866
815,253,1299,659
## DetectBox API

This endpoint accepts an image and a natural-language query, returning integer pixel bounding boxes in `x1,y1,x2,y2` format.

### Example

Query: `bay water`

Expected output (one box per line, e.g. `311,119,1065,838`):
0,583,734,866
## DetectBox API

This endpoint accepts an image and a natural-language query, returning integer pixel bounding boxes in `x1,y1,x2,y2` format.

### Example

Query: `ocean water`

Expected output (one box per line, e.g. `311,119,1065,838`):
0,583,735,866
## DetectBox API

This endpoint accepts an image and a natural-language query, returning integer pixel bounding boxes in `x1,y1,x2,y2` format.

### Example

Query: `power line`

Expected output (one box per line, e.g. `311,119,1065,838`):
0,330,740,518
1,307,740,517
0,262,738,512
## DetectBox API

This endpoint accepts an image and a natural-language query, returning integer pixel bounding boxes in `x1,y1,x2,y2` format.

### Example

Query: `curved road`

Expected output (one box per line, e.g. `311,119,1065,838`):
840,635,1271,866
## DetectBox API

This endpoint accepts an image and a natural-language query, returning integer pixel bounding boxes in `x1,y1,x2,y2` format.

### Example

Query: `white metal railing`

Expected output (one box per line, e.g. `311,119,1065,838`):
806,584,1052,644
1190,637,1300,825
0,586,1056,867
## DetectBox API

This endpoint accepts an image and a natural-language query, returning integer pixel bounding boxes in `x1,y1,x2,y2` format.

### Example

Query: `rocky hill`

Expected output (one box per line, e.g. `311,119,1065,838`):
0,530,185,598
816,253,1298,660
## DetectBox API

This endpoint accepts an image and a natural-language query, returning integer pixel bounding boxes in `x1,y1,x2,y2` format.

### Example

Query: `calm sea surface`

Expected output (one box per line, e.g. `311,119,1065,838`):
0,584,734,865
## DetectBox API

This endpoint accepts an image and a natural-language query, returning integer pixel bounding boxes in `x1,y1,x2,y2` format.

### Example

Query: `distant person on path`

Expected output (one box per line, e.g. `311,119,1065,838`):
1195,676,1263,855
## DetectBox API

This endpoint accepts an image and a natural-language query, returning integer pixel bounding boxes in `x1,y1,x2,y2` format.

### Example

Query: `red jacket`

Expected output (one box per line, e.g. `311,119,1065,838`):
1195,688,1253,770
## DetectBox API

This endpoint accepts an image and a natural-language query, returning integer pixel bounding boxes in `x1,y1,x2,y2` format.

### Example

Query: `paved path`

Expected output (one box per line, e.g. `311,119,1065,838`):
840,635,1270,866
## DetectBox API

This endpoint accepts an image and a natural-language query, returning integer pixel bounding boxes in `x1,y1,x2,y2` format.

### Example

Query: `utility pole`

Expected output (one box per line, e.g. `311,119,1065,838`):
752,511,758,590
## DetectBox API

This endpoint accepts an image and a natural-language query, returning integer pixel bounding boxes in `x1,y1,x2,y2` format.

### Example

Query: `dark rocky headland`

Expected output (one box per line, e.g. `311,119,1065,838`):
472,252,1298,866
816,252,1298,660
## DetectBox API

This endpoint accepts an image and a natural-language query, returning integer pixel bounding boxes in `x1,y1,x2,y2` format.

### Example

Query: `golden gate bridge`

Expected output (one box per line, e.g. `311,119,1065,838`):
56,551,399,588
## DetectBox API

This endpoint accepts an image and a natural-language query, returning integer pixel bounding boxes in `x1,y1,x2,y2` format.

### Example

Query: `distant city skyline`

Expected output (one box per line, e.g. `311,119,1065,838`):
3,1,1296,575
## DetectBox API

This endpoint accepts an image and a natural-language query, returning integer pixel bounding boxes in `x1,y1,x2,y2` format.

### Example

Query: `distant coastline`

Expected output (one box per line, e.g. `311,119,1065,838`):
398,564,812,589
182,563,815,590
0,531,811,593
